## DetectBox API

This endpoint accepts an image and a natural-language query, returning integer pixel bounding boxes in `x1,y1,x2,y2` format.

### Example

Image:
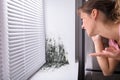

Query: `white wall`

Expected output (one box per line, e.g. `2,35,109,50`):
45,0,75,64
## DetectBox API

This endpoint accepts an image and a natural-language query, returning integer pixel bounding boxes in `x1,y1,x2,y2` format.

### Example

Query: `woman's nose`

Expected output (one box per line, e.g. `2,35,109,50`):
81,25,85,29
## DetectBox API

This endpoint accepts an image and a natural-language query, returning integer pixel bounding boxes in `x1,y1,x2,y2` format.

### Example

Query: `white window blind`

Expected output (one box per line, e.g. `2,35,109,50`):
0,27,2,80
0,0,46,80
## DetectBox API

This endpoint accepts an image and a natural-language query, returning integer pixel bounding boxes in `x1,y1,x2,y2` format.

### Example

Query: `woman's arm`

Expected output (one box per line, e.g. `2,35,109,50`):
91,35,119,76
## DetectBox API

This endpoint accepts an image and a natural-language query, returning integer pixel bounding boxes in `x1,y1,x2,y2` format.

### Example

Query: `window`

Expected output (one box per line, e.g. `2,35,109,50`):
0,0,46,80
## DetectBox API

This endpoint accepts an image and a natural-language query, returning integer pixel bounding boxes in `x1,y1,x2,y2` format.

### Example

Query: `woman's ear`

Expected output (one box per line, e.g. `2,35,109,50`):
91,9,98,20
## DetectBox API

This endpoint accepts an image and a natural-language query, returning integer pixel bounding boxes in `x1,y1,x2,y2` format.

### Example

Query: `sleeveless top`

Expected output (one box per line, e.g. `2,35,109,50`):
109,25,120,50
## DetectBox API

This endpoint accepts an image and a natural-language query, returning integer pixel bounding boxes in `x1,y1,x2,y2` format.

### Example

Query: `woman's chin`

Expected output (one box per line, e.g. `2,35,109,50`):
87,33,96,37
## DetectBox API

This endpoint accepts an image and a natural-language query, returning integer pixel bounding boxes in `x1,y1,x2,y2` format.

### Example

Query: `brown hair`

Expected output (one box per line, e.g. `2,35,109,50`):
114,0,120,22
79,0,120,23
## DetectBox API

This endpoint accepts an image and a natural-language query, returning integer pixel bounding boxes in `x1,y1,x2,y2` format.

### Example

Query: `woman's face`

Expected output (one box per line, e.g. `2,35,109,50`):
79,11,97,37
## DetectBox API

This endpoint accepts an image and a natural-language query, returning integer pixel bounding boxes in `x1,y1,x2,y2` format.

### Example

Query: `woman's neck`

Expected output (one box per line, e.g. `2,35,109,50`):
99,22,119,41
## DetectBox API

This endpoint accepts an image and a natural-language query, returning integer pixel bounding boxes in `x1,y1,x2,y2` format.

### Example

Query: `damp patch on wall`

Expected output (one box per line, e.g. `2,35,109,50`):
41,37,69,70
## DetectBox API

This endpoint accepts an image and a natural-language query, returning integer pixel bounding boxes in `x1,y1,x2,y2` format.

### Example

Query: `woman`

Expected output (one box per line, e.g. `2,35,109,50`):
78,0,120,76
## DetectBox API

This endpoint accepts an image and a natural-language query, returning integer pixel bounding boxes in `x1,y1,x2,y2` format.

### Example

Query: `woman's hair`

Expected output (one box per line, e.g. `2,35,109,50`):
79,0,120,23
114,0,120,22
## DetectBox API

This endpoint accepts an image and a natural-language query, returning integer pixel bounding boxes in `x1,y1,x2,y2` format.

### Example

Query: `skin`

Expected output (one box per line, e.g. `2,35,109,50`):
78,9,120,76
